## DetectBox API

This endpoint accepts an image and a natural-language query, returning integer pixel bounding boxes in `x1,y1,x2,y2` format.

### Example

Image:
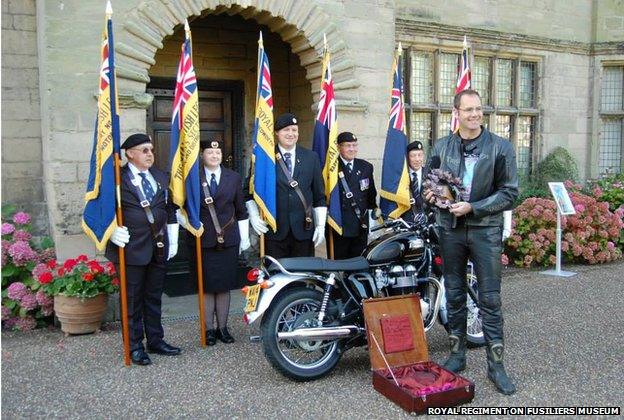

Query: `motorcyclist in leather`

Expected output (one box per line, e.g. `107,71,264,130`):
425,89,518,395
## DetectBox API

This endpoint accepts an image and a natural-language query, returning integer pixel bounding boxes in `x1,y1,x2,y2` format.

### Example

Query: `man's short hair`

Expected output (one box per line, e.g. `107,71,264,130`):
453,89,481,109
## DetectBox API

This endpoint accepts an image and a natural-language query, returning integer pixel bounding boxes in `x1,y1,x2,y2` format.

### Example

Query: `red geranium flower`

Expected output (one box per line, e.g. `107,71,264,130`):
82,272,94,282
77,254,88,262
63,259,77,271
87,261,104,274
57,267,65,276
111,277,120,286
38,271,53,284
46,259,57,269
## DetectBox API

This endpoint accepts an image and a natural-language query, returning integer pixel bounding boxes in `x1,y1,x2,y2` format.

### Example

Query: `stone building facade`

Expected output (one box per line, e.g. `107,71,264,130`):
1,0,623,260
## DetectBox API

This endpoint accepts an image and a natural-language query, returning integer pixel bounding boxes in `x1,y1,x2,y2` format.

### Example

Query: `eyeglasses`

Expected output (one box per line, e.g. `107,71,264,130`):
458,107,483,114
129,146,154,154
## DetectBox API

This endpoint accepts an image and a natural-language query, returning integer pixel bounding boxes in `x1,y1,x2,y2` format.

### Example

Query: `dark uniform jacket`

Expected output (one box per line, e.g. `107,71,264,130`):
268,145,326,241
401,166,430,223
338,158,377,237
199,166,248,249
429,127,518,228
105,165,176,265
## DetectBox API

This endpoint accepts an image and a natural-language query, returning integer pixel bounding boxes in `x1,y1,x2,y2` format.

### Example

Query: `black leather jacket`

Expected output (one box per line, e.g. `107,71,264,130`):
429,127,518,228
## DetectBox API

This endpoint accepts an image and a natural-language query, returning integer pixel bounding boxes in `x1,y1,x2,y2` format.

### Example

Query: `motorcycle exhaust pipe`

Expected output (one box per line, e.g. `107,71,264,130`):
277,325,362,341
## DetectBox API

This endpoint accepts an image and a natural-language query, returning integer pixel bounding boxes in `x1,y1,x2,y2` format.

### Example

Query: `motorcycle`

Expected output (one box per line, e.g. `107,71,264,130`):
242,214,484,381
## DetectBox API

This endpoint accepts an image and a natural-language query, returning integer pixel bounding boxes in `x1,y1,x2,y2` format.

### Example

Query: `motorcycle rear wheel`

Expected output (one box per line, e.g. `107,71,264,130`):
260,288,342,381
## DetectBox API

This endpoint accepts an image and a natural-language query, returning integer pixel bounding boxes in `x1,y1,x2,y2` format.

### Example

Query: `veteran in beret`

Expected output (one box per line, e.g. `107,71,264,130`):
188,140,250,345
106,133,181,366
246,112,327,258
400,140,429,222
330,131,381,259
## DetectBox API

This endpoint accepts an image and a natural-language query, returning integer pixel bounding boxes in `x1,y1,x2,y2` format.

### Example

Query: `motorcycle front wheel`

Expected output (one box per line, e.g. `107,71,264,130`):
260,288,342,381
465,273,485,347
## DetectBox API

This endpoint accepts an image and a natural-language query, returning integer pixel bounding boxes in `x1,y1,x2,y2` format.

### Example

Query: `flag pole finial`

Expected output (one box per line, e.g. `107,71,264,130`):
184,19,190,37
463,35,468,47
397,42,402,55
106,0,113,17
259,30,263,46
323,33,327,51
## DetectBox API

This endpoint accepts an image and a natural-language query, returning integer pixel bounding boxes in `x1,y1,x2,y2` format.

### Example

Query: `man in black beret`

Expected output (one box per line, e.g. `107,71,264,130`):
246,113,327,258
330,131,380,259
105,133,181,366
400,140,428,222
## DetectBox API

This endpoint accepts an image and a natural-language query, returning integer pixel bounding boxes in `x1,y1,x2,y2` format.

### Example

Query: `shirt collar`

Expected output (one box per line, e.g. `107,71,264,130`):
278,145,296,157
128,162,149,177
340,156,354,166
204,165,221,178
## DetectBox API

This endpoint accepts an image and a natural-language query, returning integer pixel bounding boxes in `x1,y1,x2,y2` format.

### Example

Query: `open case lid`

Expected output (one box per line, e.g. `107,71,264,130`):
363,294,429,371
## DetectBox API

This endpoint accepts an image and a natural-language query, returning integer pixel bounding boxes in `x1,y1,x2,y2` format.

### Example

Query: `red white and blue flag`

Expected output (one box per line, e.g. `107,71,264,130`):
169,22,203,237
380,45,411,219
450,36,472,133
313,41,341,234
250,32,277,232
82,4,120,250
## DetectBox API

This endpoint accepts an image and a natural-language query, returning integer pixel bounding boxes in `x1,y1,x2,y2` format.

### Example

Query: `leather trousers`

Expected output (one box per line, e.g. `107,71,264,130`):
439,224,505,344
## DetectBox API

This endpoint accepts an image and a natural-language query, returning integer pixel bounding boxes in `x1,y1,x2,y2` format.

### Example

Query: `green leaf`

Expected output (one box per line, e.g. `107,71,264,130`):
2,265,17,277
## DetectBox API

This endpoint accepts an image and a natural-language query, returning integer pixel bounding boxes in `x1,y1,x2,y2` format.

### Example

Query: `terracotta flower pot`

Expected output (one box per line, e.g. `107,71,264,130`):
54,294,108,335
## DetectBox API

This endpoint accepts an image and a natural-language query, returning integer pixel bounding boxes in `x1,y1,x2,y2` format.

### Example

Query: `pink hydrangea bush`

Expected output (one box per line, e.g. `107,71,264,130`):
1,209,56,331
505,185,623,267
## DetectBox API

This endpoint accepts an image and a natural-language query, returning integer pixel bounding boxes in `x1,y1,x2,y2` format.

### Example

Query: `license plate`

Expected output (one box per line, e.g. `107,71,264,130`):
244,284,261,313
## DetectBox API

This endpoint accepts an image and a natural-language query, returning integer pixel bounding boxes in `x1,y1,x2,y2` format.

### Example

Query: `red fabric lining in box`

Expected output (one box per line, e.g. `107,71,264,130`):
378,361,469,398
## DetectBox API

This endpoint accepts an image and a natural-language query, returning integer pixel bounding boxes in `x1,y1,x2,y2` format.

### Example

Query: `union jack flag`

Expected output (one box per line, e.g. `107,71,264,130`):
380,46,411,219
313,43,341,235
250,32,277,232
172,40,197,129
169,27,203,237
450,36,472,133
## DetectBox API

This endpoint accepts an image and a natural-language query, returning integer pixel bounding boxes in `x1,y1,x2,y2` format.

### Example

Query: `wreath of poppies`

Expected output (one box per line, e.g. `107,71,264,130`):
422,169,467,209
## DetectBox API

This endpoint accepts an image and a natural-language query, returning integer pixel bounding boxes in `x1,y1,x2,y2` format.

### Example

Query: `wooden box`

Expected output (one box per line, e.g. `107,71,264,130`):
363,295,474,414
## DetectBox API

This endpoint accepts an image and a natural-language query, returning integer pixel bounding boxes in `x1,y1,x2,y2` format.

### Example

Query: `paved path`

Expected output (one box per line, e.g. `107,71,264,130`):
2,261,623,418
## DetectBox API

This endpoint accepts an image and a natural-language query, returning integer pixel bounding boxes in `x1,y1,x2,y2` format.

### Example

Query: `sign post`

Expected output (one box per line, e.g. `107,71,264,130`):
541,182,577,277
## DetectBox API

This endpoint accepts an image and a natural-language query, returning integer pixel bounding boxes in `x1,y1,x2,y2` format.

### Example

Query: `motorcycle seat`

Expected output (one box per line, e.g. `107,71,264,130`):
268,256,370,273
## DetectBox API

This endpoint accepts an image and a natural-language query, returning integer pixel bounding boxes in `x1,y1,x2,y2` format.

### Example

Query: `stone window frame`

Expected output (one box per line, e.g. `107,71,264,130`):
598,63,624,175
403,46,540,178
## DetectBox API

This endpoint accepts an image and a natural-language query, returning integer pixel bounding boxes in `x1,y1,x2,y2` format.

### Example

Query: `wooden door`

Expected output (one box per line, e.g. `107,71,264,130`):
147,89,234,172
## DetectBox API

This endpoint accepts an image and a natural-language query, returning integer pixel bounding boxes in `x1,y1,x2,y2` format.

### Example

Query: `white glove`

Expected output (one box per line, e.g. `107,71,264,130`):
368,209,380,231
175,209,187,228
238,219,251,254
312,206,327,248
246,200,268,235
502,210,512,241
110,226,130,248
167,223,179,260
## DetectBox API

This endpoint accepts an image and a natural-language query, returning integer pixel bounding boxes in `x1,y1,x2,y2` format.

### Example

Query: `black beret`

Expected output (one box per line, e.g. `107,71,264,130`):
202,140,223,150
121,133,152,150
274,113,298,131
407,141,424,153
337,132,358,144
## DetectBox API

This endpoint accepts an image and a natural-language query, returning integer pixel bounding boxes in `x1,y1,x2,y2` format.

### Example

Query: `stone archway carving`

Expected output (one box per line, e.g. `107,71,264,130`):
114,0,366,111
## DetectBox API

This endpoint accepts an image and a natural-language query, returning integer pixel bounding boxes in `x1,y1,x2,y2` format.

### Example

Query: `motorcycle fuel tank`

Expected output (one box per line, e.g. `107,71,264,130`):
364,231,421,265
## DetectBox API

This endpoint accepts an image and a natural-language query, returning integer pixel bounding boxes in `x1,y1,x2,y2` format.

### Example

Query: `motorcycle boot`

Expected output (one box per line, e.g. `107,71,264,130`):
442,334,466,373
486,342,516,395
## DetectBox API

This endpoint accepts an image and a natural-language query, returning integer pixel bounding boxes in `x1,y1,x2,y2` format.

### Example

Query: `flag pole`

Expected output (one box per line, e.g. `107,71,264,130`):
106,0,131,367
257,32,266,259
183,19,207,347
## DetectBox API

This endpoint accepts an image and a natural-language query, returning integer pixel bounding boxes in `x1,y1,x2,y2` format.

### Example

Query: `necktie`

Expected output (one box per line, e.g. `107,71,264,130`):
284,152,293,175
139,172,155,202
347,162,353,174
411,172,420,195
210,173,218,197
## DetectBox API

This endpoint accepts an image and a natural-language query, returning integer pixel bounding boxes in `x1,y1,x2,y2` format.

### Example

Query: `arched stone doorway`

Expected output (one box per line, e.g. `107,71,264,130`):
146,13,314,175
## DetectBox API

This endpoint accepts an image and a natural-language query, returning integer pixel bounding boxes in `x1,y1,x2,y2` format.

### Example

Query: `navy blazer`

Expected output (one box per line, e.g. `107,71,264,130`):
338,158,378,237
199,166,248,249
105,165,176,265
269,145,326,241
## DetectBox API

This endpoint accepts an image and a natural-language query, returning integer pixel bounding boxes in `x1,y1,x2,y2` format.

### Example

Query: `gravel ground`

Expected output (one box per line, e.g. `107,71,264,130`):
2,261,623,419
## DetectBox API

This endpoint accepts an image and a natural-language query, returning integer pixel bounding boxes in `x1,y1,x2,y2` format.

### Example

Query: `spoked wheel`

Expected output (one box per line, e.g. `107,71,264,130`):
260,288,342,381
466,273,485,348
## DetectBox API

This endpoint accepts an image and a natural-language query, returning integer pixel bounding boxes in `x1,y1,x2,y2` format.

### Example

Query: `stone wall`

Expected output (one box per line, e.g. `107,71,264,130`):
1,0,47,234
